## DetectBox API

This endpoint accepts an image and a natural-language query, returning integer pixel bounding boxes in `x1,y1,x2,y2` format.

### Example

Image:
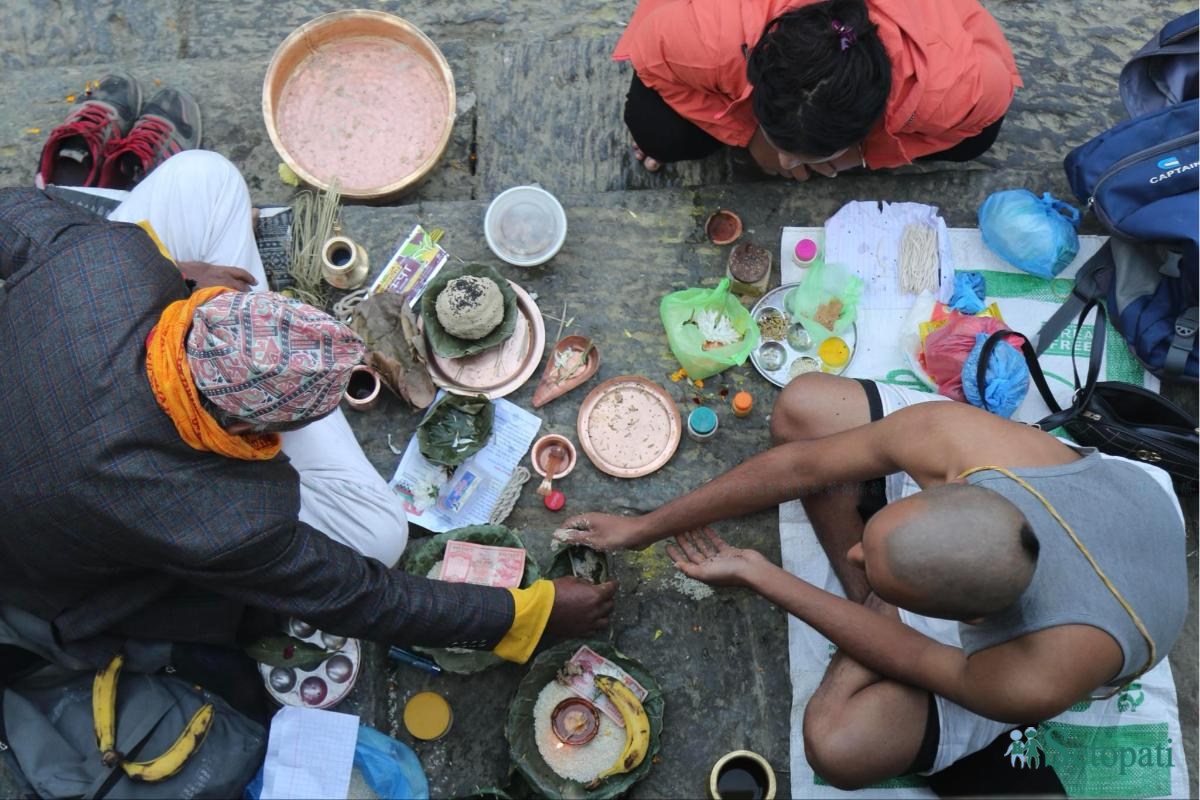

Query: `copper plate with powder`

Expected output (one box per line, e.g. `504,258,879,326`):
576,376,681,478
423,281,546,399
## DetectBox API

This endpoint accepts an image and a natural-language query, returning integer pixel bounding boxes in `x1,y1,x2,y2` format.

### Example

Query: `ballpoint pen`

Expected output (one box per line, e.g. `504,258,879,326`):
388,646,443,674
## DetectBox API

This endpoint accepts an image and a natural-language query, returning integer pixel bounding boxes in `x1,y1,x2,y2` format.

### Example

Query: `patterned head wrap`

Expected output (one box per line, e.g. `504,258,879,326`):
186,292,364,424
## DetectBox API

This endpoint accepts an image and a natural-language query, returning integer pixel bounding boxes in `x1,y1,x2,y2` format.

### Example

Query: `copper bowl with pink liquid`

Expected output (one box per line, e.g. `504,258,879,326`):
263,10,456,201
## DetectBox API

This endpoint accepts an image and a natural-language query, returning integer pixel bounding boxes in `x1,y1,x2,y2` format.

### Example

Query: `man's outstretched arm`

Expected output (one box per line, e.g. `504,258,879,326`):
670,530,1121,724
560,405,948,550
153,518,614,661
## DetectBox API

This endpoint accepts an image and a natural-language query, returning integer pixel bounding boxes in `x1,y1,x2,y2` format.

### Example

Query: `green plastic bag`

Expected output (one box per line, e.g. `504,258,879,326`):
785,261,863,344
659,278,760,380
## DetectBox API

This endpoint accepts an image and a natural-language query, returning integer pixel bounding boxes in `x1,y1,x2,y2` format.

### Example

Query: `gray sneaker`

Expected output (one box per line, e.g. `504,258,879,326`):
100,87,202,189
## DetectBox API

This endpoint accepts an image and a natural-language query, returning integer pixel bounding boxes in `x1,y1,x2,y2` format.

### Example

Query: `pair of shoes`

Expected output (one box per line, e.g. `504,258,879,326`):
36,70,203,190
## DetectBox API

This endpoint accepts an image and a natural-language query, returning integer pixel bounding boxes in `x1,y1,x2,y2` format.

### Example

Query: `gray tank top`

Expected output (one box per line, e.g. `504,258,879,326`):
958,449,1187,686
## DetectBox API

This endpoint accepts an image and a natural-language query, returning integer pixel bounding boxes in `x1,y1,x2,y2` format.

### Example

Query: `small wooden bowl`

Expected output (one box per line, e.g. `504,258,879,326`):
530,434,577,479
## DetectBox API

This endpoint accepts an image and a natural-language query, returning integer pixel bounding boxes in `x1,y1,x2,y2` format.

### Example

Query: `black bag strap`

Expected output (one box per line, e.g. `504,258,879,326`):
975,300,1108,429
1032,242,1114,355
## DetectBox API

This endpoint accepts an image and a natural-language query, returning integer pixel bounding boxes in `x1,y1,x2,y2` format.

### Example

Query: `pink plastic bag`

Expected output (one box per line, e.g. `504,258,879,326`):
923,314,1021,401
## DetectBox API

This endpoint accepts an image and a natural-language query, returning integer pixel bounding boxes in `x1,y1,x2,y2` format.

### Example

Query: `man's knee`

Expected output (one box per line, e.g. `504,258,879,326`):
770,373,862,445
351,506,409,568
157,149,239,180
156,150,249,201
802,705,873,790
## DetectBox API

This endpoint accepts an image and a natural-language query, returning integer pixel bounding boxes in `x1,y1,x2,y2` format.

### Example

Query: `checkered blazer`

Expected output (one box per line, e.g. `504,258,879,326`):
0,188,513,658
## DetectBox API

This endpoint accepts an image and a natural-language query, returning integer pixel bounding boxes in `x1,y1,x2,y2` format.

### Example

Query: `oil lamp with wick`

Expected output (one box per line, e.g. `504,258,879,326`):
551,697,600,746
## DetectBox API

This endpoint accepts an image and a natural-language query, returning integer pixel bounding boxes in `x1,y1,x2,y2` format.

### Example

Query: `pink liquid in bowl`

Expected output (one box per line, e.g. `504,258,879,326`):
275,37,449,194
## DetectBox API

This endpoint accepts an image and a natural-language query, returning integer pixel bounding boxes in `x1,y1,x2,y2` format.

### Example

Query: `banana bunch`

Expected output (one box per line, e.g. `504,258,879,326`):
92,654,216,782
593,675,651,781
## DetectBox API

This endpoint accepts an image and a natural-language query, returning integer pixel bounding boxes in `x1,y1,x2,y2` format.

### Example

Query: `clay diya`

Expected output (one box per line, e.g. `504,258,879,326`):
705,209,742,246
531,336,599,408
551,697,601,745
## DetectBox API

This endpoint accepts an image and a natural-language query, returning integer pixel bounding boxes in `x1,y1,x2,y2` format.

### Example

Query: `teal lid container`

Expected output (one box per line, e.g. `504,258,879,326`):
687,407,718,441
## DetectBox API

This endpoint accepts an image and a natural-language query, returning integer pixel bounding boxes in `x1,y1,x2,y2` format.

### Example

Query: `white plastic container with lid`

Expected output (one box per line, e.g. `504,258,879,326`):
484,185,568,267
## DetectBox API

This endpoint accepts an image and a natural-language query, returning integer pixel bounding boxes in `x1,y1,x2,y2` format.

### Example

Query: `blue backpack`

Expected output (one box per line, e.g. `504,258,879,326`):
1055,11,1198,381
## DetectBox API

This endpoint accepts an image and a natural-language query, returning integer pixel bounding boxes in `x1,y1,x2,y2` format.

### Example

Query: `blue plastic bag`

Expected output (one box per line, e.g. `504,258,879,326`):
949,272,986,314
978,190,1081,278
244,724,428,800
961,333,1030,418
355,724,428,799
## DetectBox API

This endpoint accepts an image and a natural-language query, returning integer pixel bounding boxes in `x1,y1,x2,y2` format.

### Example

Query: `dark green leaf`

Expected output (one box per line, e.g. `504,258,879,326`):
418,393,496,466
245,635,332,669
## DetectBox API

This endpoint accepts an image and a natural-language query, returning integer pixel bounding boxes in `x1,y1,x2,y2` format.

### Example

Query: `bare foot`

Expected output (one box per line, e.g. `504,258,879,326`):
632,143,662,173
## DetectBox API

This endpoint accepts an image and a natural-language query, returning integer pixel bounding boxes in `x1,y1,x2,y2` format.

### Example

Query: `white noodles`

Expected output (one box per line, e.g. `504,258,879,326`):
899,223,939,295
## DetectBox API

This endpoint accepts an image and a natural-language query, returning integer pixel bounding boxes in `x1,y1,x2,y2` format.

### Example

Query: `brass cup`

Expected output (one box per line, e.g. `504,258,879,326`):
320,235,369,290
708,750,777,800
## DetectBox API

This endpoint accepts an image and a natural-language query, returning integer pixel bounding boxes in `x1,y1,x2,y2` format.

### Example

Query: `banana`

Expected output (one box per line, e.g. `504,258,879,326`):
92,655,124,767
121,703,215,783
593,675,651,781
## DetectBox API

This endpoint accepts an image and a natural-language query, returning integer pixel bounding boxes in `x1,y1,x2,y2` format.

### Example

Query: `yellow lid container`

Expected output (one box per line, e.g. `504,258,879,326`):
404,691,453,740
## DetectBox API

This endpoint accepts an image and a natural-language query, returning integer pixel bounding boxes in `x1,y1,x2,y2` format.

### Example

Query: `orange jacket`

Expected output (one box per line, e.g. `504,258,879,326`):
613,0,1022,168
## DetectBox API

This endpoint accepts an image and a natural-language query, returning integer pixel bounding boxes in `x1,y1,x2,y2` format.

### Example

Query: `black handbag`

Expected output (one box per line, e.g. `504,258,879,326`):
977,299,1199,488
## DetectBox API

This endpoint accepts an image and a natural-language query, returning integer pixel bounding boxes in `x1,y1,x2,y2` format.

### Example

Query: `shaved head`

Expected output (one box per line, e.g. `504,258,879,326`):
867,484,1038,621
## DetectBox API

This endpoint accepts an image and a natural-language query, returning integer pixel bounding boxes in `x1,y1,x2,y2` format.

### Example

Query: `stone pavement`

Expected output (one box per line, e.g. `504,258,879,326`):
0,0,1196,797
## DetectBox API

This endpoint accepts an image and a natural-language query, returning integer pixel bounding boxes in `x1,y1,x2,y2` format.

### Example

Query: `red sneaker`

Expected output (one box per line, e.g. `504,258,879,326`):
99,87,203,190
36,71,142,188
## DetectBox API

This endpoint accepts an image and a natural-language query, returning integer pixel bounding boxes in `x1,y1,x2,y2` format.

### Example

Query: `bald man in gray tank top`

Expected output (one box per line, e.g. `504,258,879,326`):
558,373,1187,787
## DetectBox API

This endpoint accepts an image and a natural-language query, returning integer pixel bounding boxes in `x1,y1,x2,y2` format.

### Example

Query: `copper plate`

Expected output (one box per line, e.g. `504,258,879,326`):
423,281,545,399
576,376,681,478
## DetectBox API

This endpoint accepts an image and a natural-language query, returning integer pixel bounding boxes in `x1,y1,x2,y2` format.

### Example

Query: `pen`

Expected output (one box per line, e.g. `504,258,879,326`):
388,646,443,674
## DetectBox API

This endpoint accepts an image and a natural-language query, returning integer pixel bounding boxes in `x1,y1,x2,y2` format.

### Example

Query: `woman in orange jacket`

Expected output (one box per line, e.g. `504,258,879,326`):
615,0,1022,179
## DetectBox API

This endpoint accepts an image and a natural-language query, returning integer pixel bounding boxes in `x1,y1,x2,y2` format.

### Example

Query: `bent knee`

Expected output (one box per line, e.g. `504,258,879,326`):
770,373,863,445
803,716,874,791
354,506,409,567
159,149,238,178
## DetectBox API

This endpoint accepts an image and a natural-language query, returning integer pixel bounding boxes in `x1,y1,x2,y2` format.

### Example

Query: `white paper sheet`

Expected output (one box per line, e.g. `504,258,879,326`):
262,707,359,800
822,200,956,309
388,395,542,532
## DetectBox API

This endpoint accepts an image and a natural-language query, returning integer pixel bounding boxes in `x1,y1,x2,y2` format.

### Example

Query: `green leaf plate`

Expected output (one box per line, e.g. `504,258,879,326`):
403,525,541,674
506,640,665,800
421,263,520,358
417,393,495,467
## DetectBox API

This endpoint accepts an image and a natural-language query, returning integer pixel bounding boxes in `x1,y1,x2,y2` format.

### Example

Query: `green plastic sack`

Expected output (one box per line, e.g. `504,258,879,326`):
785,262,863,344
659,278,760,380
402,525,540,674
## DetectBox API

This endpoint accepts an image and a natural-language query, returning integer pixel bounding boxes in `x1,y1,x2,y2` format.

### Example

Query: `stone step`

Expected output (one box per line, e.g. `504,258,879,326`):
0,0,634,70
5,0,1181,201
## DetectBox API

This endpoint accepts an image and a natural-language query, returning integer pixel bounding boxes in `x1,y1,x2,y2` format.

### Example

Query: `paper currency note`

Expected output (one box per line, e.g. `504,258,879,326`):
559,645,648,726
438,540,526,588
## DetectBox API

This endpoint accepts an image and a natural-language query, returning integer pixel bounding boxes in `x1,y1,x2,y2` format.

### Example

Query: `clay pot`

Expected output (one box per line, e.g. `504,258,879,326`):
343,364,382,411
531,336,599,408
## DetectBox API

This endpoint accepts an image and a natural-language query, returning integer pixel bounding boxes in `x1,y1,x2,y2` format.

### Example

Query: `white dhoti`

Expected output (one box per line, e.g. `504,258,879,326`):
103,150,408,566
